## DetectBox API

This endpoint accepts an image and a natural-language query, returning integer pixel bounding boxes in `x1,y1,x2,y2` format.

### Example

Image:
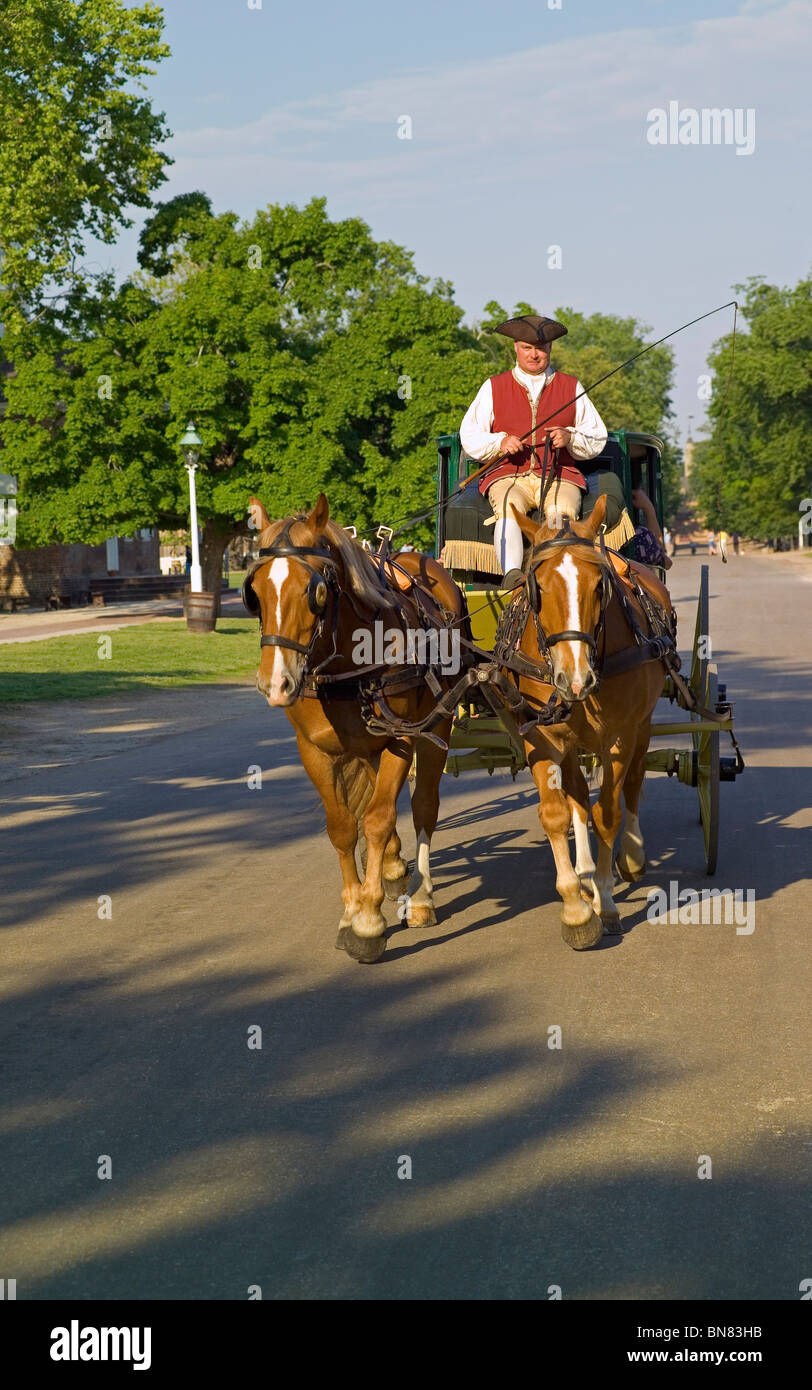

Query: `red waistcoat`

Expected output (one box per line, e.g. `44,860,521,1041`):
477,369,587,497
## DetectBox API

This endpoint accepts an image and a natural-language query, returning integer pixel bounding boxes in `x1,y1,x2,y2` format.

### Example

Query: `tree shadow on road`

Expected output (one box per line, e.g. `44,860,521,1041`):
0,942,804,1300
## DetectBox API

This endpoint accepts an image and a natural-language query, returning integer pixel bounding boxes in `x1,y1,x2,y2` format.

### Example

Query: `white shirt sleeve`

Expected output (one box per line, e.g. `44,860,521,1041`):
459,379,506,462
568,381,608,460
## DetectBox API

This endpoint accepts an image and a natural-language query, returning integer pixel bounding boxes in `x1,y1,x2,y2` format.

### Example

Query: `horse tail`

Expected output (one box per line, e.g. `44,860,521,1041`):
340,756,374,822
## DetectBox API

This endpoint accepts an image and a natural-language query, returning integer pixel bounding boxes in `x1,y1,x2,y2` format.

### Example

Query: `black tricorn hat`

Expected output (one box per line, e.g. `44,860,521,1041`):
496,314,567,347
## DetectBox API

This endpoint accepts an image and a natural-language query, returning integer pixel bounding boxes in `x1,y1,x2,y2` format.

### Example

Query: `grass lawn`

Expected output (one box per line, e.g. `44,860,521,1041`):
0,619,259,703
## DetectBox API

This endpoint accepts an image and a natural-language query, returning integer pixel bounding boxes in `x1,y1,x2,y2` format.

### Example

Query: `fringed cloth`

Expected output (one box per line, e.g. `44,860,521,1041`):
440,509,637,576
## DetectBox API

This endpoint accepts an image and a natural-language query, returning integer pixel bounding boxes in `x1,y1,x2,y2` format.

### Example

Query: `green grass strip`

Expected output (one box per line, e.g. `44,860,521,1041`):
0,619,259,703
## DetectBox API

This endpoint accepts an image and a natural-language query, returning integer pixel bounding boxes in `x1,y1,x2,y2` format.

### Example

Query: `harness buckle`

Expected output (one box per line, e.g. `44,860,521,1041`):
343,525,357,538
376,525,394,543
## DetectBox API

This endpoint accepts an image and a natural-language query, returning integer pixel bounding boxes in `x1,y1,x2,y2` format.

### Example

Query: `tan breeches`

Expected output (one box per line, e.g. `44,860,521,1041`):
487,475,583,524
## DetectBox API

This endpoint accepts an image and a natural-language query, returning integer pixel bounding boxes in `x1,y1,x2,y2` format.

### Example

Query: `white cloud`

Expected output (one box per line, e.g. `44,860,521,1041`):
167,0,811,210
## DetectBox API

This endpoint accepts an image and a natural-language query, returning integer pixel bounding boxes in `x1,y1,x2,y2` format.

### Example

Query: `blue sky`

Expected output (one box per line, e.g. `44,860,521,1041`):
105,0,811,438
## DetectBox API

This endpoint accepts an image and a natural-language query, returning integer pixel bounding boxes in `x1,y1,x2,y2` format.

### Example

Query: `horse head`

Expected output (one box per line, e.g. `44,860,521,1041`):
245,494,397,706
512,494,609,702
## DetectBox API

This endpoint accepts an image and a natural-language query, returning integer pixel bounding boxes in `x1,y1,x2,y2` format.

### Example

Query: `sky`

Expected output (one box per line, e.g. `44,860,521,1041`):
102,0,812,440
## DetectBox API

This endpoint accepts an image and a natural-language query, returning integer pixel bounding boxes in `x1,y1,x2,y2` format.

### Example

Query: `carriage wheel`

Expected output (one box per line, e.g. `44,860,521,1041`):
694,663,720,874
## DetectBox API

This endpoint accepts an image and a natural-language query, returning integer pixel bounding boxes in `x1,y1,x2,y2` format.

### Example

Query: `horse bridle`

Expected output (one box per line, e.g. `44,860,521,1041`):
242,519,340,661
524,522,612,669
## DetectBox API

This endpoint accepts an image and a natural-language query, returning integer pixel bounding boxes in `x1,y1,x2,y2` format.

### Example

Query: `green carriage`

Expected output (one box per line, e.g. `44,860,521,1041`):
434,429,742,874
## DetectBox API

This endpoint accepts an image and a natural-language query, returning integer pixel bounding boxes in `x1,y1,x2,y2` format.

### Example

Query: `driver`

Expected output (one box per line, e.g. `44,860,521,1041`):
460,314,608,588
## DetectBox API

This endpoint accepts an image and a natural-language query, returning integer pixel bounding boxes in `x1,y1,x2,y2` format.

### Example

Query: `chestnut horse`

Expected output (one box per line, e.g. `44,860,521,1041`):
245,494,467,963
507,495,670,949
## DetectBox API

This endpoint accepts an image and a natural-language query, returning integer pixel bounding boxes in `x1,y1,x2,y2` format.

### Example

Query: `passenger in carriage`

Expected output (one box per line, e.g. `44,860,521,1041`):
630,485,673,571
460,314,611,588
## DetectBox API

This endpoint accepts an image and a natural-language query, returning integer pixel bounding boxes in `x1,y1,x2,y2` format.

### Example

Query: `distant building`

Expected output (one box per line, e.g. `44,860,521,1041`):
683,433,695,480
0,530,161,610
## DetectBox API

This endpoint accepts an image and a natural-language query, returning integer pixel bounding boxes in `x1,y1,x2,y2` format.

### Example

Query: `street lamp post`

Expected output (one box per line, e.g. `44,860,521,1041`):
180,421,203,592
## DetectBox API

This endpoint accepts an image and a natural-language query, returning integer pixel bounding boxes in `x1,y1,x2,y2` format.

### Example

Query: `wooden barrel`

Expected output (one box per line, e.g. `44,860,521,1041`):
184,590,217,632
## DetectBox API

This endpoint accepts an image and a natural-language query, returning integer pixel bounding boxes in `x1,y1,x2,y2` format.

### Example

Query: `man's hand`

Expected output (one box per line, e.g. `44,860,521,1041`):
544,427,572,450
500,433,524,455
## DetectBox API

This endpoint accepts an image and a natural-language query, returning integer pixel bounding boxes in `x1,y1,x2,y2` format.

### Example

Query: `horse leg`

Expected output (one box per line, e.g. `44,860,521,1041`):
531,755,603,950
348,742,412,962
295,738,363,948
590,749,633,934
360,757,408,895
403,723,451,928
563,753,599,911
616,734,649,882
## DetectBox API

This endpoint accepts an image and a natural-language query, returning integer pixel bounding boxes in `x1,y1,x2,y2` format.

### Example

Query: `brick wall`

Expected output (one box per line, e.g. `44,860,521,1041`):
0,532,160,608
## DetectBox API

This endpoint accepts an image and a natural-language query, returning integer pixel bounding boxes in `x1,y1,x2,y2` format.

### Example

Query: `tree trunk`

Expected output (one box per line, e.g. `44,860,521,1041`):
200,518,234,619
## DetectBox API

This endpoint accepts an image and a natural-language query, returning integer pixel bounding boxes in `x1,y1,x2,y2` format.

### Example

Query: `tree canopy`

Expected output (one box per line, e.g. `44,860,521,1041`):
1,198,684,582
691,273,812,540
0,0,170,326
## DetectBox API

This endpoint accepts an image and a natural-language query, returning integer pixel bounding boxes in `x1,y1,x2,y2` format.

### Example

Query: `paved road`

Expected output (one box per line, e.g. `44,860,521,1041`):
0,588,246,644
0,552,809,1300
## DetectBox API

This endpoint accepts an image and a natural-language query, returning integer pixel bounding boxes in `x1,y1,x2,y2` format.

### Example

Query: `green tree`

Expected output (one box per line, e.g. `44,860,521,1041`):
0,0,170,325
692,273,812,540
1,197,487,591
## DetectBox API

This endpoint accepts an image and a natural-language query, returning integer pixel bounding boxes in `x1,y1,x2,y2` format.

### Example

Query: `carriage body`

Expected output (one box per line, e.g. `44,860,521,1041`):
433,430,741,873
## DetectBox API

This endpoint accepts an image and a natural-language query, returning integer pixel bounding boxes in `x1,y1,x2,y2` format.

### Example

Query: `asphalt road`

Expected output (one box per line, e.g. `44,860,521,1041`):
0,551,809,1300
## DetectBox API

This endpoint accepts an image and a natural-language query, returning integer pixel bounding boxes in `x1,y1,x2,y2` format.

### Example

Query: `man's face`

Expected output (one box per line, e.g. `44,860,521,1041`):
514,340,550,374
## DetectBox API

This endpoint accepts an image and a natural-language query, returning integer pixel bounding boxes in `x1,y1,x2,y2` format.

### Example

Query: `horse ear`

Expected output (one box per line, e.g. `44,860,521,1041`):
583,494,608,537
510,505,541,542
307,493,330,536
249,496,272,533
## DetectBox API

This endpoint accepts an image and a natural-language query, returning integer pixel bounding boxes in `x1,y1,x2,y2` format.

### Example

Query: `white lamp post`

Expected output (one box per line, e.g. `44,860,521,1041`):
180,421,203,592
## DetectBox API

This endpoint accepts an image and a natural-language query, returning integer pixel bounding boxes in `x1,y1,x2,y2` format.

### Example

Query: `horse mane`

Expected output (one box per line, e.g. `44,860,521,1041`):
524,517,609,572
259,513,398,612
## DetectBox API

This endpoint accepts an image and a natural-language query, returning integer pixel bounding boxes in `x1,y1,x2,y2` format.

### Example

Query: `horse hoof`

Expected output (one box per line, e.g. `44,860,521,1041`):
616,853,646,883
335,927,349,950
383,873,409,902
601,913,624,935
562,912,604,951
406,903,437,928
342,927,387,963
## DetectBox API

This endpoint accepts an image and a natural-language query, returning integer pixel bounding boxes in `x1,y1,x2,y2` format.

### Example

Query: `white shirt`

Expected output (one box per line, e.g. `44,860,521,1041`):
460,365,608,463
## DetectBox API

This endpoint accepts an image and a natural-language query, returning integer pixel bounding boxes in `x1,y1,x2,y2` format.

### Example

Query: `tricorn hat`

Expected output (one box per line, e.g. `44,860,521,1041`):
496,314,567,347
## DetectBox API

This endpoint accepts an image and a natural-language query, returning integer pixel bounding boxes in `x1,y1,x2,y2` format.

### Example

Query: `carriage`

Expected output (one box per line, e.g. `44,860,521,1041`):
244,426,745,962
433,428,743,874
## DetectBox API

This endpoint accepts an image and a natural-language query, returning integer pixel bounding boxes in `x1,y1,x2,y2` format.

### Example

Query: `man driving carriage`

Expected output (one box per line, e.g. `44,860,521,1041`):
460,314,624,587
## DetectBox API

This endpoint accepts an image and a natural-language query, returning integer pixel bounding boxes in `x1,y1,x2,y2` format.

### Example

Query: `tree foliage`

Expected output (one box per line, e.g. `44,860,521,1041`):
2,205,684,577
691,273,812,539
0,0,170,325
1,198,487,574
